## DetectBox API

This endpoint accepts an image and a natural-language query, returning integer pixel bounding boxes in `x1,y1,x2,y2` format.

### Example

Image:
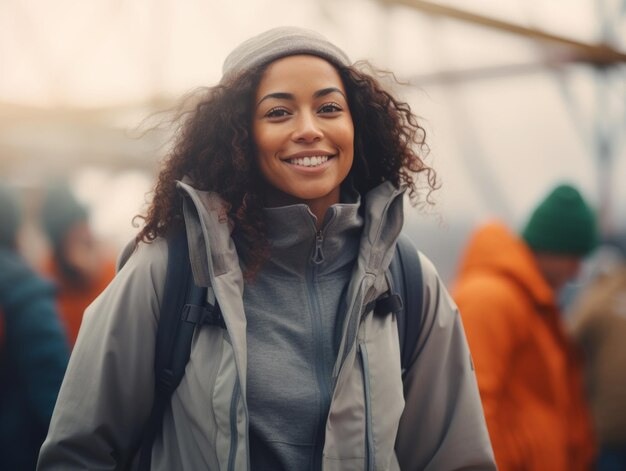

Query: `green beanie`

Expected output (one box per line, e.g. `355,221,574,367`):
0,181,22,248
40,182,88,248
522,184,598,256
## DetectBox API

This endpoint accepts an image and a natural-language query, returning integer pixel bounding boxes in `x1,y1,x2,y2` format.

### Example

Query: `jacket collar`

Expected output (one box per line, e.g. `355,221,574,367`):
249,185,363,278
177,178,407,383
177,178,406,288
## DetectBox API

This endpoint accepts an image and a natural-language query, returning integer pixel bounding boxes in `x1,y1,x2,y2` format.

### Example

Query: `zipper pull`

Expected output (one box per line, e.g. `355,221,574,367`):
312,230,325,265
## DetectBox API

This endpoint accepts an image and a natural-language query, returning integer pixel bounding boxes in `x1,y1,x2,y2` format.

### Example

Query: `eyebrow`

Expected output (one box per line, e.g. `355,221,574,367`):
256,87,347,108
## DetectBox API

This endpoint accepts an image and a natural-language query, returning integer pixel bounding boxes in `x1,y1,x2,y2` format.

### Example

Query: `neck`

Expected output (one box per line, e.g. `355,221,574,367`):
258,192,363,277
306,192,340,230
261,187,341,230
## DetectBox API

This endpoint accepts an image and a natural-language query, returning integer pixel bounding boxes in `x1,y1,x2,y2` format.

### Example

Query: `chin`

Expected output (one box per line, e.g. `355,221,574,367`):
278,183,333,199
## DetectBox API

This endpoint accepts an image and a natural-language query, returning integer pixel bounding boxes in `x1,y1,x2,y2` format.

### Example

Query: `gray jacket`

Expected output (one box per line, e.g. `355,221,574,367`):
38,180,495,470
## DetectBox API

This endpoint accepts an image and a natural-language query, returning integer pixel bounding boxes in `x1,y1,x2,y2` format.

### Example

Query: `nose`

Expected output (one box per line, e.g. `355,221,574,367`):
291,112,323,143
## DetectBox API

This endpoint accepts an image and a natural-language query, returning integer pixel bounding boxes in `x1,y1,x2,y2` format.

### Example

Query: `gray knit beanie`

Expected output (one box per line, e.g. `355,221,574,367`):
221,26,351,82
40,182,88,248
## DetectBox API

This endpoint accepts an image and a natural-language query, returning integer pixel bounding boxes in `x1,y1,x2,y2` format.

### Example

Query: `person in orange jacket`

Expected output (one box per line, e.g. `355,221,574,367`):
39,182,116,347
453,183,598,471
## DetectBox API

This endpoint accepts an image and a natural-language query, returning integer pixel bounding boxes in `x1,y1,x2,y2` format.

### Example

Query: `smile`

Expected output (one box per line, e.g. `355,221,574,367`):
285,155,331,167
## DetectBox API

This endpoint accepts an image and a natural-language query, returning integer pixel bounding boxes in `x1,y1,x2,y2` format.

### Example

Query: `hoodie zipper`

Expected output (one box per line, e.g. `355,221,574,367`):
306,227,334,469
313,230,324,264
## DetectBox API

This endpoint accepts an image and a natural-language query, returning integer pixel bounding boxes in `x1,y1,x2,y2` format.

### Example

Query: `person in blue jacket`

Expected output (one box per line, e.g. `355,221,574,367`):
0,181,69,470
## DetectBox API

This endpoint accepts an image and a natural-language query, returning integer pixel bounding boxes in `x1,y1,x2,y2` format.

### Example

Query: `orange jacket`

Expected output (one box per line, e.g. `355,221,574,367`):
43,257,116,347
453,222,595,471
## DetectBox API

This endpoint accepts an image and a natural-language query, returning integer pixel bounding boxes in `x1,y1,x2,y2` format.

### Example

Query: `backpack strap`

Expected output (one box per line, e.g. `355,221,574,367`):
137,229,224,470
368,233,424,377
392,233,424,376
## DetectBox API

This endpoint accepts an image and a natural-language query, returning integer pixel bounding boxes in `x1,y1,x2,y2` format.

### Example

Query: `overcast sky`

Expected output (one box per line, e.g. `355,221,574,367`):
1,0,624,275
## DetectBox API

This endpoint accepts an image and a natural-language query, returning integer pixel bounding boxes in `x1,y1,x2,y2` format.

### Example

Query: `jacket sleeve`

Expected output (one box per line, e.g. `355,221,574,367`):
453,273,529,471
37,239,168,470
395,253,496,471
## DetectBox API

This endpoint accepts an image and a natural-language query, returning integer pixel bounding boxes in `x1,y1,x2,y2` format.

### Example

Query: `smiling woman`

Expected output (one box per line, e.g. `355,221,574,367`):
37,27,496,471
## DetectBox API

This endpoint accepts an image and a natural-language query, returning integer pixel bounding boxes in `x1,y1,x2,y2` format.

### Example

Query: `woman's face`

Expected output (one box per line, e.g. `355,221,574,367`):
252,54,354,209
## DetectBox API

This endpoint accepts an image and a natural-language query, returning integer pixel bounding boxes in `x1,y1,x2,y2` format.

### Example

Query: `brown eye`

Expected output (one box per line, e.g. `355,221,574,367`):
318,102,342,114
265,107,291,118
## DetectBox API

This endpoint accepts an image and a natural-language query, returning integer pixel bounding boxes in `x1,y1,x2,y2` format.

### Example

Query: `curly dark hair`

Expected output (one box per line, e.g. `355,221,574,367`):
136,59,437,277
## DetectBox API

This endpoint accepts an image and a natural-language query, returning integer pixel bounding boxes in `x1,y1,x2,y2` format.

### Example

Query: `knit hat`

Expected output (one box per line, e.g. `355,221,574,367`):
221,26,351,82
0,181,22,248
522,184,598,256
40,182,88,248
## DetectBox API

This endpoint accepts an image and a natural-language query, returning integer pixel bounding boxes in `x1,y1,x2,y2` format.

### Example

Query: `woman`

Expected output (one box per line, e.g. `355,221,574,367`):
38,27,495,470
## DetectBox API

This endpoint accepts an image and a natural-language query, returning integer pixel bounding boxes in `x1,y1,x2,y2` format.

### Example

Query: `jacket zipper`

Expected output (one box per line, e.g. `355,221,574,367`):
358,342,375,471
178,182,251,469
228,377,240,471
333,190,403,381
307,228,333,469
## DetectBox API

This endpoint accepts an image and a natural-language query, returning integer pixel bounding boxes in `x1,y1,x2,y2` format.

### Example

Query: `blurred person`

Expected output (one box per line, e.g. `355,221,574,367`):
0,181,69,470
38,27,495,470
569,238,626,471
39,182,116,347
453,183,598,471
560,238,625,313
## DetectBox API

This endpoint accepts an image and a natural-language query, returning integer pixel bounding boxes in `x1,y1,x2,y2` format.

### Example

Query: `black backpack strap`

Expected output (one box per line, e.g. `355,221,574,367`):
387,233,424,376
366,233,424,375
136,229,223,470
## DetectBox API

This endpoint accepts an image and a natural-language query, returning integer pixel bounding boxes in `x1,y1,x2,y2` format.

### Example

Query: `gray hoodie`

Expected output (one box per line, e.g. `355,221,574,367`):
244,188,363,470
38,180,496,470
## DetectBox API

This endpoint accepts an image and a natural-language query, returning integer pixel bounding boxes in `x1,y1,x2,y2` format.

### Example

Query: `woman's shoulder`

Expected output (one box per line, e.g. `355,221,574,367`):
116,236,169,275
415,250,444,291
107,237,171,311
80,237,170,335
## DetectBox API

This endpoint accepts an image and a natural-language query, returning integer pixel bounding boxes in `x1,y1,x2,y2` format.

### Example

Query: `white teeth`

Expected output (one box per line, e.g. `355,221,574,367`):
288,155,330,167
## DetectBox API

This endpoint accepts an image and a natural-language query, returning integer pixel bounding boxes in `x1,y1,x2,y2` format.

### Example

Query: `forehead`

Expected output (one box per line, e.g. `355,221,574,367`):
256,55,346,96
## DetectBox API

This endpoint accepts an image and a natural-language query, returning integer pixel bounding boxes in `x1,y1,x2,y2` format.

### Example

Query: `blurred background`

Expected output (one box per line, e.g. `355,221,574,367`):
1,0,625,283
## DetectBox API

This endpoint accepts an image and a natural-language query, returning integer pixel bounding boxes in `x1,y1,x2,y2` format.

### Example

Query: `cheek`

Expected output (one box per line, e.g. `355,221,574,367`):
254,125,284,158
339,120,355,146
343,123,355,163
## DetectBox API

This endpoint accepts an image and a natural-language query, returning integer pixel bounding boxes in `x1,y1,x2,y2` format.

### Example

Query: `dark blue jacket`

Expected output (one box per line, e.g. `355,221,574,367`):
0,248,69,470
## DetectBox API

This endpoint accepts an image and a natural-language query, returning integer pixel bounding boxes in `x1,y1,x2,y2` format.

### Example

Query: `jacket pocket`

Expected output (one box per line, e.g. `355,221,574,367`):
324,321,404,470
359,342,375,471
213,336,243,470
228,377,240,471
357,316,405,470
